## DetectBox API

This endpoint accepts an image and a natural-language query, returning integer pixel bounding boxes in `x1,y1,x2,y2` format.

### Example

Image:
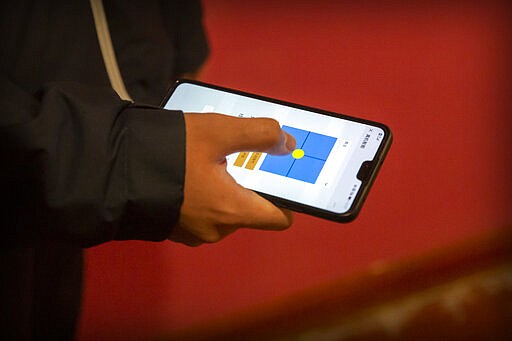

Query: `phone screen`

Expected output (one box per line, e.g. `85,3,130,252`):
163,81,391,220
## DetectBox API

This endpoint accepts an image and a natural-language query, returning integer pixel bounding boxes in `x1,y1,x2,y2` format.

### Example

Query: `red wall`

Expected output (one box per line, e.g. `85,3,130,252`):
77,1,512,340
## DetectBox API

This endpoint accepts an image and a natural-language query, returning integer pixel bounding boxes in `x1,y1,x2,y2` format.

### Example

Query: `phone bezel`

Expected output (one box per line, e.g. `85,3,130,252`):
161,79,393,223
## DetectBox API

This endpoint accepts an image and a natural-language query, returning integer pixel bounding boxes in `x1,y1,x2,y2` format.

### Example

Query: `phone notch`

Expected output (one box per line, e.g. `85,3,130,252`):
356,160,375,182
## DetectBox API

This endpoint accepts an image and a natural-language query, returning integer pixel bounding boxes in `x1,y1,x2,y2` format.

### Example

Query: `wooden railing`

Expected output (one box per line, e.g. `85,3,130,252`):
163,226,512,340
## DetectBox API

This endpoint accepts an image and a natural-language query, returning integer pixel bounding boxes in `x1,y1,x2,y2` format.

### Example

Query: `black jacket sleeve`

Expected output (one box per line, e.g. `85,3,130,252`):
162,0,210,75
1,78,185,247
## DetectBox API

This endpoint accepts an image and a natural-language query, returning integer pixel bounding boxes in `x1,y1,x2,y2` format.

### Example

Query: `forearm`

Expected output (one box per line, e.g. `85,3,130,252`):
1,80,184,247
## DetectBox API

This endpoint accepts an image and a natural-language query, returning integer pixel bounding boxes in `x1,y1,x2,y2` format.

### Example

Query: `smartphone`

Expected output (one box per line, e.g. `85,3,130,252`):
162,80,392,222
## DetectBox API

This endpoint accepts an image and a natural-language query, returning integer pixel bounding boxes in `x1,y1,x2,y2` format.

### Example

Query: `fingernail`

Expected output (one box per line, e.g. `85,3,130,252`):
284,132,296,152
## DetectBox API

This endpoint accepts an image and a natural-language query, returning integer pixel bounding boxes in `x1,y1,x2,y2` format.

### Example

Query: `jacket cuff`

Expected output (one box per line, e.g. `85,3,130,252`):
115,105,185,242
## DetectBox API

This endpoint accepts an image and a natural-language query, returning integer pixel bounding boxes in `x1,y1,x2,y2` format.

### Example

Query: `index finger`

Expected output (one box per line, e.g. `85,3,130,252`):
186,113,296,157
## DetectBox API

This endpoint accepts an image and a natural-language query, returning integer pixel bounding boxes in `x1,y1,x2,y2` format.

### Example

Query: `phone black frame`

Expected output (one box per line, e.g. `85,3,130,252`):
161,79,393,223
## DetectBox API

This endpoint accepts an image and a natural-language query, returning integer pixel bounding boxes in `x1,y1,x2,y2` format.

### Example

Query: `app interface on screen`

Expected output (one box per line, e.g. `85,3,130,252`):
164,83,385,213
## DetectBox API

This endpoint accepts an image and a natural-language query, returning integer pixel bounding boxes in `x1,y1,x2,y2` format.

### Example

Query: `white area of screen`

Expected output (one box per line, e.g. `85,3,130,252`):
164,83,383,214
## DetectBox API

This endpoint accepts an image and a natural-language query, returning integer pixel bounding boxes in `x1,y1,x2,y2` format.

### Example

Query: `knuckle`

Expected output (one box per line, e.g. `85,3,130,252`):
214,207,241,227
254,118,282,146
200,232,222,244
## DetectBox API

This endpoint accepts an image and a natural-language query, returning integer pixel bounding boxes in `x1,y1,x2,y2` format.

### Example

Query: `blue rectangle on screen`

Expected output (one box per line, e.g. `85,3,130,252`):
259,154,295,176
287,157,326,183
302,132,337,160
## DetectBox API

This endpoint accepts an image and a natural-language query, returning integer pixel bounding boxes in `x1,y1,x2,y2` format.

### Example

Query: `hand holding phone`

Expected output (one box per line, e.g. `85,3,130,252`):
169,113,295,246
163,80,392,223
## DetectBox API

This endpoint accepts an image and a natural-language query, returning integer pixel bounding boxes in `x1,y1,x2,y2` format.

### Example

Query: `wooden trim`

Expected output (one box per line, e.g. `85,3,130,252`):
163,226,512,340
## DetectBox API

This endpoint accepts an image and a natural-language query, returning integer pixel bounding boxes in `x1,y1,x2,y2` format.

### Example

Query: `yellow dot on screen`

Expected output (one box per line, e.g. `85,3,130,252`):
292,148,305,159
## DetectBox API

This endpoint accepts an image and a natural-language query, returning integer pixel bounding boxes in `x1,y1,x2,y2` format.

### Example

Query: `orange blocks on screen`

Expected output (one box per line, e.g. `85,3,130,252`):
233,152,262,170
